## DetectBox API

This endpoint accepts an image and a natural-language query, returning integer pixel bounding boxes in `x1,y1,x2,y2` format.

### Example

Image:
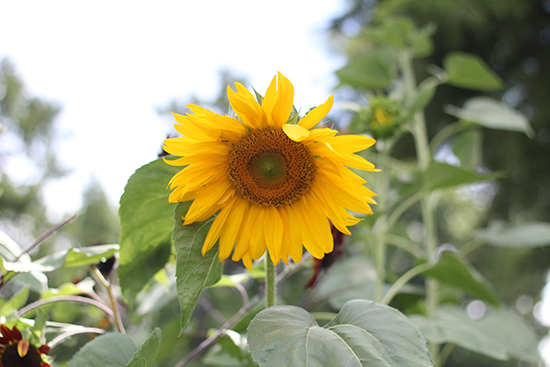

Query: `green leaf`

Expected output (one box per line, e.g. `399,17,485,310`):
474,221,550,247
13,244,119,272
315,257,378,309
452,129,482,168
409,76,441,113
443,52,503,91
402,162,501,195
445,97,534,137
67,333,137,367
419,252,499,307
336,50,397,90
126,328,162,367
0,286,29,316
119,158,180,296
42,278,95,299
173,202,224,331
410,305,539,362
248,300,433,367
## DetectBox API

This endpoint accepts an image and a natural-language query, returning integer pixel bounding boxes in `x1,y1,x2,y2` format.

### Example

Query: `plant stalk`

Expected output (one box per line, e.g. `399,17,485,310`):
265,254,276,308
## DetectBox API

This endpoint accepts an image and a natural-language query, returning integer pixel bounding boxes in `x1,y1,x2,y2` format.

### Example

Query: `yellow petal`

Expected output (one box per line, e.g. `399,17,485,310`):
282,124,310,142
283,205,303,263
302,127,338,144
265,206,283,264
184,180,232,224
298,94,333,130
262,72,294,127
248,205,267,259
227,83,266,129
219,199,248,261
328,135,376,154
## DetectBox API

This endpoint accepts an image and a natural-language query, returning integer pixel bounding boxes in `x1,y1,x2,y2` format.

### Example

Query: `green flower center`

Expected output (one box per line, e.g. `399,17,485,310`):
252,154,286,184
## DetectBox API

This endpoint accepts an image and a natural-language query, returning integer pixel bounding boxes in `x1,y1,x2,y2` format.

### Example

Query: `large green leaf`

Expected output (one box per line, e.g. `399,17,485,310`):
445,97,534,137
315,257,378,308
248,300,432,367
410,305,539,362
474,221,550,247
336,50,397,90
126,328,162,367
452,129,482,168
67,333,137,367
118,158,180,296
443,52,503,91
173,202,224,331
419,252,499,307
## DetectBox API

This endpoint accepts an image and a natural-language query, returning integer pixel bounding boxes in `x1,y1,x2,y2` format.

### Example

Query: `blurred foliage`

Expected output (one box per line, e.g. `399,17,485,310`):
329,0,550,365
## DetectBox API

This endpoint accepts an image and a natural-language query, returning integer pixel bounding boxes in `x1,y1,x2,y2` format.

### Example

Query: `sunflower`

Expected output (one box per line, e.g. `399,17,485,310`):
0,324,51,367
163,72,378,269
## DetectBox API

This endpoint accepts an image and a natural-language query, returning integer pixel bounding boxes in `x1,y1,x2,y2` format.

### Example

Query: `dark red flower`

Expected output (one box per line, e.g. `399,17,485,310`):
0,324,51,367
304,225,345,289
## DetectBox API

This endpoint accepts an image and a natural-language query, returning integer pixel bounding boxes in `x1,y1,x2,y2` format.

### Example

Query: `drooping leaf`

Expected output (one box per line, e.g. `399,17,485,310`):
452,129,482,168
410,305,539,362
173,202,224,331
42,278,96,299
118,158,180,296
419,252,499,307
474,221,550,248
248,300,433,367
402,162,501,195
5,244,119,273
443,52,503,91
67,333,137,367
125,328,162,367
445,97,534,137
336,50,397,90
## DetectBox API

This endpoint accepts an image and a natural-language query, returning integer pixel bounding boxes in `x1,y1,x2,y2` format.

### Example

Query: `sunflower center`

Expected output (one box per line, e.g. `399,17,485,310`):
2,344,43,367
227,128,315,207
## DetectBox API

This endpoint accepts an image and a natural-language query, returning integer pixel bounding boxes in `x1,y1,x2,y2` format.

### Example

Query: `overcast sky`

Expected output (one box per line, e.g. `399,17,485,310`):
0,0,345,219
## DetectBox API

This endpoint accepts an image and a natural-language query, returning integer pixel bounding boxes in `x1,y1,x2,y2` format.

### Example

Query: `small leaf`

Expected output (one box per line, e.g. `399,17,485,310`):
126,328,162,367
248,300,433,367
336,50,397,90
67,333,137,367
410,305,539,362
474,221,550,247
119,158,180,296
173,203,224,331
419,252,499,307
0,286,29,316
409,76,441,113
445,97,534,137
443,52,503,91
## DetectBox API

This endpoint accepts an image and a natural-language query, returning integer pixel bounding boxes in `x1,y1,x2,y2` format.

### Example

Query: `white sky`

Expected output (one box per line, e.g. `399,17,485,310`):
0,0,344,218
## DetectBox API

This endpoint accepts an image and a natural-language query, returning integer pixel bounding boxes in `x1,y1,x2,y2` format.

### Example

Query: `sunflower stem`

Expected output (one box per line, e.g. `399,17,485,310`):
400,49,440,359
265,254,276,308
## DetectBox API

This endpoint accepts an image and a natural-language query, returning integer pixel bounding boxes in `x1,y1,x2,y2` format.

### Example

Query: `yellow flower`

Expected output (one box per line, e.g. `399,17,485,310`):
163,72,378,269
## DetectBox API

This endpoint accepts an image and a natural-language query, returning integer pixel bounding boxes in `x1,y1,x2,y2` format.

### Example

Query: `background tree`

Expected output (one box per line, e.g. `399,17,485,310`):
0,58,65,243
